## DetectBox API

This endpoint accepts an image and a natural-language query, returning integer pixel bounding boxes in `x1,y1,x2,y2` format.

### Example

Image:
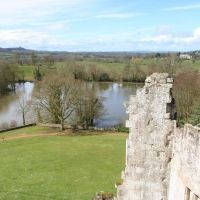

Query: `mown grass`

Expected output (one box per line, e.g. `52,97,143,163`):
0,126,58,139
185,60,200,69
0,128,126,200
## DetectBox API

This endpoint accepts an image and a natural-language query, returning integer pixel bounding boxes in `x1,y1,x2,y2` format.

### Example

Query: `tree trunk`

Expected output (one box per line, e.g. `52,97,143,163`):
23,113,25,126
60,119,64,131
90,119,94,126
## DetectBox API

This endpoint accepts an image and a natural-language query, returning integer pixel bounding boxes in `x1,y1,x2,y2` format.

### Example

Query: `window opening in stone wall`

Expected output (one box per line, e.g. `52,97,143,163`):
184,187,199,200
184,187,190,200
192,194,199,200
192,194,200,200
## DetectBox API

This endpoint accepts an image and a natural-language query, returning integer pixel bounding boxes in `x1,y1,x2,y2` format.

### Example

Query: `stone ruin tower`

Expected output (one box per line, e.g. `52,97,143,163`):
115,73,176,200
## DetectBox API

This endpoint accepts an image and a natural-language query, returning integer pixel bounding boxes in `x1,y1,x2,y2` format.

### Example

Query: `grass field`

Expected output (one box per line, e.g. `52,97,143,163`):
0,127,127,200
54,60,125,72
19,65,34,81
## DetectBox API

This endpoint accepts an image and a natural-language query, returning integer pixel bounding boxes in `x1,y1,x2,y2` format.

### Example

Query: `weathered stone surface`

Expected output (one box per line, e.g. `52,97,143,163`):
115,73,200,200
168,125,200,200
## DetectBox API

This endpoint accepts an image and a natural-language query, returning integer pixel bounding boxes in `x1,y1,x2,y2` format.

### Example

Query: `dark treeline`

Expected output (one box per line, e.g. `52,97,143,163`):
32,58,148,83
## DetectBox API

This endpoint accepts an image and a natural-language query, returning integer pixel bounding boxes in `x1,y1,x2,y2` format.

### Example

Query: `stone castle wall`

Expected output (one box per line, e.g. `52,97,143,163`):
169,124,200,200
115,73,200,200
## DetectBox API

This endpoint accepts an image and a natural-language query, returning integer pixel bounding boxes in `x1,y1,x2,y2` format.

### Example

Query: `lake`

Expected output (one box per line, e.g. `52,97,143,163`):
0,82,142,128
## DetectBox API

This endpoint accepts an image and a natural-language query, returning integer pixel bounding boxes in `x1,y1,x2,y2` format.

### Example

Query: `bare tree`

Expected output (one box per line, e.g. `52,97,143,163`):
13,52,22,65
173,73,200,125
33,73,80,130
64,60,86,80
74,83,106,128
30,52,37,66
43,55,55,66
161,53,178,75
87,63,100,81
15,91,32,126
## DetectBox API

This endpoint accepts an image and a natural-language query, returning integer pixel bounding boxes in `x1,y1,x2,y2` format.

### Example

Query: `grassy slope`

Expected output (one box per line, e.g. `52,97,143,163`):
183,60,200,69
0,128,127,200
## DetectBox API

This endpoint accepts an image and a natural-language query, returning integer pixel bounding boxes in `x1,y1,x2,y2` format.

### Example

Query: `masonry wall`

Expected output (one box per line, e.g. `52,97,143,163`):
168,124,200,200
116,73,176,200
115,73,200,200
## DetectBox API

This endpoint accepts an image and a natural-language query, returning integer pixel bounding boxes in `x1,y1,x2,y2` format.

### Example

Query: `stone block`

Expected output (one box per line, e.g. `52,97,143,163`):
165,113,171,119
166,78,173,83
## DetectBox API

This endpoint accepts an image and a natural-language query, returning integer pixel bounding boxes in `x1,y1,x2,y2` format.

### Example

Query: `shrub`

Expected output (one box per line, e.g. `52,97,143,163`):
1,122,9,130
92,191,115,200
10,120,17,128
117,126,129,133
115,179,123,186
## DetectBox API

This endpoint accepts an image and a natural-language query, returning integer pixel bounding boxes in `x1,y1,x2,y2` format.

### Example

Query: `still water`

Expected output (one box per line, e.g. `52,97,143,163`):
0,82,142,127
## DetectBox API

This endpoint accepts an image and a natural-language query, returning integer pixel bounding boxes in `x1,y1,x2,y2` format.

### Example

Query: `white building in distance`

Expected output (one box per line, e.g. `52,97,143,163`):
180,54,192,60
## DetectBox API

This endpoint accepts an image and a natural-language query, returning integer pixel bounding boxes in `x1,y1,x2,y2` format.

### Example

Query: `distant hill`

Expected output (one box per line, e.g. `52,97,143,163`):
0,47,30,52
0,47,69,54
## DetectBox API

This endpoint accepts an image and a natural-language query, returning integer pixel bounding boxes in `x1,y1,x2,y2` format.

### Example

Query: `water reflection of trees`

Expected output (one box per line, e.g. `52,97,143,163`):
121,83,144,96
95,82,111,92
0,93,18,112
0,82,31,115
0,82,143,127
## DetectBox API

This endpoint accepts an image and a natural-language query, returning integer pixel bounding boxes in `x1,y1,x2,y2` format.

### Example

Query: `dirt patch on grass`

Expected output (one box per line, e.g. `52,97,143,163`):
0,129,128,142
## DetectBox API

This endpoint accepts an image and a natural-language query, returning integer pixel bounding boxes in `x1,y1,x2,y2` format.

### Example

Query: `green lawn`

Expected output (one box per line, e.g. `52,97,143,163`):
54,60,124,72
19,65,34,81
187,60,200,69
0,130,126,200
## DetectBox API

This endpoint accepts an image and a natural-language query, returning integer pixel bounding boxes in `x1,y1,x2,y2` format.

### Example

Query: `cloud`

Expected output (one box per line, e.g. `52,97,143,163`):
41,23,71,32
164,3,200,11
94,13,140,19
193,27,200,38
0,30,49,49
0,0,94,27
137,27,200,50
1,24,200,51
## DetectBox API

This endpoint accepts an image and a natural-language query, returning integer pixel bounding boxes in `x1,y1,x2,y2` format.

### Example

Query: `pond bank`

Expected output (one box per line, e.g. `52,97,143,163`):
0,123,36,133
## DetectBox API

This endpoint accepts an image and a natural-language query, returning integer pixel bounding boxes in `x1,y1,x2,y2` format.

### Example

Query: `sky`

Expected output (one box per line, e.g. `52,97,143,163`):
0,0,200,51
